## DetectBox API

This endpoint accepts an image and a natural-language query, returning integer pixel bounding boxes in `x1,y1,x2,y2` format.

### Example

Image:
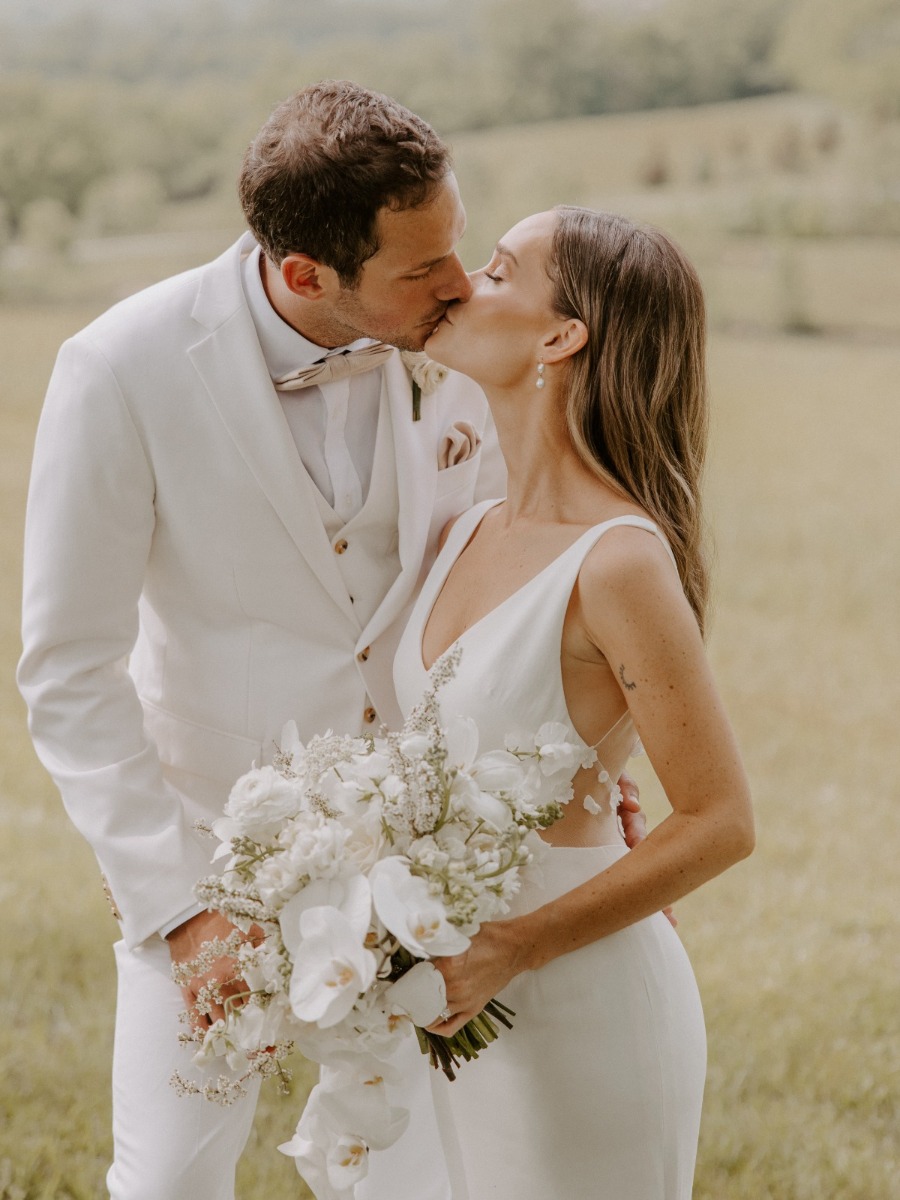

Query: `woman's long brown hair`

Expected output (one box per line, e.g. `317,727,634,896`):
548,206,710,634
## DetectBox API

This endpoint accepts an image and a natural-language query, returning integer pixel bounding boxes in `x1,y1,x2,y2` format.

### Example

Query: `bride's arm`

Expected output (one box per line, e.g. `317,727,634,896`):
429,529,753,1033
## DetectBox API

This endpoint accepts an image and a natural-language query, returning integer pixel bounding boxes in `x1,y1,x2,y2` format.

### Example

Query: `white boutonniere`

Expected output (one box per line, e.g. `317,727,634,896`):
399,351,449,420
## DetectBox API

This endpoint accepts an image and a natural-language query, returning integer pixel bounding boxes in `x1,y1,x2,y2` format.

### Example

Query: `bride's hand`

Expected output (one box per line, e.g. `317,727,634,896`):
426,917,535,1037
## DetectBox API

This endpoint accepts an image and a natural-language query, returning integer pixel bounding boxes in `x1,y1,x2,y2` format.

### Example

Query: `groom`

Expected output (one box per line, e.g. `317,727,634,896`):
18,81,644,1199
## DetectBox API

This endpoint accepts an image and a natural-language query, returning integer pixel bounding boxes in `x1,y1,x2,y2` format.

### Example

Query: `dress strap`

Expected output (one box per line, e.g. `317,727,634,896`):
590,706,632,752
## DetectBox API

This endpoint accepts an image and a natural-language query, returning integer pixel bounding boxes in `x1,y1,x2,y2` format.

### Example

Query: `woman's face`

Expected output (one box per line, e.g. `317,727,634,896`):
425,210,559,389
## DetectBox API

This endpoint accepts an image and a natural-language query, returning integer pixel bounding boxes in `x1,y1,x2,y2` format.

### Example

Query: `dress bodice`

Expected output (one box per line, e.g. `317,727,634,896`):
393,499,677,771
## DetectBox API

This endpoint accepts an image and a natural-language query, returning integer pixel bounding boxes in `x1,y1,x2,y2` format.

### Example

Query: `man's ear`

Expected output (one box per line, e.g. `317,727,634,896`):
280,253,330,300
541,318,588,365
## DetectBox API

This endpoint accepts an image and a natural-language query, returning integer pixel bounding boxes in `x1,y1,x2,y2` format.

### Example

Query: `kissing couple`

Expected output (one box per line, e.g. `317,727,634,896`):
19,80,753,1199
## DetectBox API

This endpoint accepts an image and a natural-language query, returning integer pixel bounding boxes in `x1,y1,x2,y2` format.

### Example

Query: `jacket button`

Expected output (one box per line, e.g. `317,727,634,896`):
363,706,377,724
334,538,349,554
357,647,370,662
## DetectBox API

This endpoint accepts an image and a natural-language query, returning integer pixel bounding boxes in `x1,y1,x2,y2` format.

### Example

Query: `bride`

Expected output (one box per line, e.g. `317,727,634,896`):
392,206,754,1198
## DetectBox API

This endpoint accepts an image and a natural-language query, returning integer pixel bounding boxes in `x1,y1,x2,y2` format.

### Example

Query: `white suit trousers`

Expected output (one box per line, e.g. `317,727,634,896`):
107,938,260,1200
106,938,451,1200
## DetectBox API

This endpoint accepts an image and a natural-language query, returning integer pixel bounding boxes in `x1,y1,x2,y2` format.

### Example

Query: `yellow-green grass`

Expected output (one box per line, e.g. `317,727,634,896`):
2,300,898,1198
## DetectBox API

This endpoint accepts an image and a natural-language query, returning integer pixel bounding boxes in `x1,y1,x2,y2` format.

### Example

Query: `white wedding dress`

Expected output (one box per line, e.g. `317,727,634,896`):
393,499,707,1200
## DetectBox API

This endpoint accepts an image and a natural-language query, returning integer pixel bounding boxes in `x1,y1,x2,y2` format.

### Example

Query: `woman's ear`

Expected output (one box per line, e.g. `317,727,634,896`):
541,318,588,365
280,253,331,300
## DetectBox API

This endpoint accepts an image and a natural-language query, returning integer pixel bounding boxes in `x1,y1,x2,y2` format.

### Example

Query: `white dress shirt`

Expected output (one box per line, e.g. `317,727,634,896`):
241,244,382,523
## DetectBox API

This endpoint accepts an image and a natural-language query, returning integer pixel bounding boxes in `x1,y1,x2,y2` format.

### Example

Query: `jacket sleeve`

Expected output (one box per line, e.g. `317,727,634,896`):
17,335,215,948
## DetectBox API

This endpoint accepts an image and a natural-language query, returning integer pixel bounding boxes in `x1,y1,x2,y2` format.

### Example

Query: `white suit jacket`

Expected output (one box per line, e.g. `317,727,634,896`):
18,235,504,948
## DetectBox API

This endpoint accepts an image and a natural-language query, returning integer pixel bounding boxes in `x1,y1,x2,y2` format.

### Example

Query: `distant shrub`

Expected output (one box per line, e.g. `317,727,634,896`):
637,145,671,188
814,115,842,156
770,121,805,171
80,170,166,236
19,197,76,256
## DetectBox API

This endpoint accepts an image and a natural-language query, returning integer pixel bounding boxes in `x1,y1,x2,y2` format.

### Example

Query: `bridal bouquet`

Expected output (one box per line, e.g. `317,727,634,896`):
172,648,593,1199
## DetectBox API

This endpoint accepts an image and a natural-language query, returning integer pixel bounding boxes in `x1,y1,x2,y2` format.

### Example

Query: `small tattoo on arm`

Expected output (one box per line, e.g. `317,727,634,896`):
619,664,637,691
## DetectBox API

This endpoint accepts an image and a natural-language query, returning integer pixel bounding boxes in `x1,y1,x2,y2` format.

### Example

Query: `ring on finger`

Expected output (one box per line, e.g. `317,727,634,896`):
438,1006,452,1022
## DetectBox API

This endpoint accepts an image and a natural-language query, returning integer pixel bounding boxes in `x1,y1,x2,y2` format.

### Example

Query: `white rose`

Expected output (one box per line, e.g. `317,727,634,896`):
399,350,449,396
224,766,303,837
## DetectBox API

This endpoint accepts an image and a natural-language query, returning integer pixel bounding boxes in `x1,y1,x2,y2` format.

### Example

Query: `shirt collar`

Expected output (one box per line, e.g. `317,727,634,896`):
240,244,375,379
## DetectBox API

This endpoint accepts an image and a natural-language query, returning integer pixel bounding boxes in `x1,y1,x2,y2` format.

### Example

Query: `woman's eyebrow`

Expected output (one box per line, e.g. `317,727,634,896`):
494,242,519,267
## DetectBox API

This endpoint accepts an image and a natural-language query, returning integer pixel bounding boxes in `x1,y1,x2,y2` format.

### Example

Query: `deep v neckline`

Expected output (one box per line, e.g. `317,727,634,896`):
420,502,606,673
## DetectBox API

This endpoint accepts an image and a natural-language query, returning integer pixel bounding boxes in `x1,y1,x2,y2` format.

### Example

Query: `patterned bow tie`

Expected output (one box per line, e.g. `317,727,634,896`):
272,342,395,391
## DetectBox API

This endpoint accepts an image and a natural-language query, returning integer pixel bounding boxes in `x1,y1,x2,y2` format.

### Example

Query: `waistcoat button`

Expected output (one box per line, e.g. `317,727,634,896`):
357,647,370,662
363,706,377,724
334,538,349,554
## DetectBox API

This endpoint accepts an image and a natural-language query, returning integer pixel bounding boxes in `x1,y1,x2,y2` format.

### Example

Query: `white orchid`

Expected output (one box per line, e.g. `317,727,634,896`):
279,1103,358,1200
370,855,470,958
279,872,372,954
281,1078,409,1197
288,906,378,1027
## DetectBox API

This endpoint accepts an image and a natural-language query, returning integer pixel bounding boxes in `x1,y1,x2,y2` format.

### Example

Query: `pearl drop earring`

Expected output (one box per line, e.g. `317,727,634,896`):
536,361,545,389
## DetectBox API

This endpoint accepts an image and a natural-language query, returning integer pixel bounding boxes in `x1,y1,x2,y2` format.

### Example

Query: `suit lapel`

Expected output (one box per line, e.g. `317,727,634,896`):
188,237,357,625
358,353,438,648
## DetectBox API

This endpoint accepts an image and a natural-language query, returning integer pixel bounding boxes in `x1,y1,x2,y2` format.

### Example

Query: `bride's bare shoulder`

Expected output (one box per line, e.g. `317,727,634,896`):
577,521,683,615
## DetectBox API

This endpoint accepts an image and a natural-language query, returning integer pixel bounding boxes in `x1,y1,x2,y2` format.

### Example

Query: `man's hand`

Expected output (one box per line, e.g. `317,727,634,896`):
616,771,677,928
166,909,250,1030
617,770,647,848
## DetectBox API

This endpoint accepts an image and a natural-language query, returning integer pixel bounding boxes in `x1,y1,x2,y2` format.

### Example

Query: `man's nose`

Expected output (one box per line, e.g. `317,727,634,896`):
435,255,473,303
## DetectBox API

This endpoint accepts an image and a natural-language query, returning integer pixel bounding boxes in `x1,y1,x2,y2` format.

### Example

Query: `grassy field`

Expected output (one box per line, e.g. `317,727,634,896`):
2,300,898,1198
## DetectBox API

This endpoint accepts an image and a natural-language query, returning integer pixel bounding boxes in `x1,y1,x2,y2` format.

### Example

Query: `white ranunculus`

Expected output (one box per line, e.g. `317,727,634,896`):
288,906,377,1028
254,852,304,906
370,856,470,958
342,805,386,872
385,960,448,1027
224,765,303,837
281,810,349,880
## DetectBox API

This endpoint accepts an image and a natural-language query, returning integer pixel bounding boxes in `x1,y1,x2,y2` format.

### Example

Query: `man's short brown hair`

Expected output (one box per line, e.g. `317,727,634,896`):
238,80,452,285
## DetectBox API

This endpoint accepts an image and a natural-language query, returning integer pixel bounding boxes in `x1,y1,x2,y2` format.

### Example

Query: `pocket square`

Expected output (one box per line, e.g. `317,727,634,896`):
438,420,482,470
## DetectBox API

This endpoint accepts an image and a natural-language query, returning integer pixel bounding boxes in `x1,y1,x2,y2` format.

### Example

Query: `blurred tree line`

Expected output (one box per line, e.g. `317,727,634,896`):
0,0,897,245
